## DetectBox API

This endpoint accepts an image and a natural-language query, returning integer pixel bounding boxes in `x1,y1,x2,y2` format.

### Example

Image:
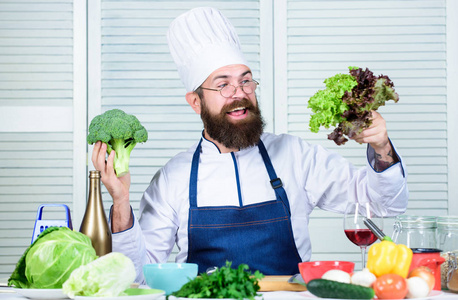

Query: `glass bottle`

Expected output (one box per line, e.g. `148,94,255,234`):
80,170,112,256
392,215,437,248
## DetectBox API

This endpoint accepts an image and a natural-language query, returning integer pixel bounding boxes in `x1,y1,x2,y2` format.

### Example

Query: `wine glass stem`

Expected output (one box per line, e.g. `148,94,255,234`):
360,246,367,269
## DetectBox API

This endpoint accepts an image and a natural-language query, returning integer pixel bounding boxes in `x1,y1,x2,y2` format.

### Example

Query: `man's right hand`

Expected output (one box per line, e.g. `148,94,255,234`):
91,141,133,232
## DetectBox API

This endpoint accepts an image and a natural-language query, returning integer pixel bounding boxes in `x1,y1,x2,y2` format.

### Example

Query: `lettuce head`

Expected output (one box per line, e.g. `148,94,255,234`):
8,227,97,289
63,252,136,298
308,66,399,145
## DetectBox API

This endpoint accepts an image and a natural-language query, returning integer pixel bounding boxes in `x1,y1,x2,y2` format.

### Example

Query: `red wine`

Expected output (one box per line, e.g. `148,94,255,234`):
344,229,377,247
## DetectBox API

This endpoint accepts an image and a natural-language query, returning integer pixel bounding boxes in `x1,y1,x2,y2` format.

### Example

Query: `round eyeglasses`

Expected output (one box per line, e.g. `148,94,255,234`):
200,80,259,98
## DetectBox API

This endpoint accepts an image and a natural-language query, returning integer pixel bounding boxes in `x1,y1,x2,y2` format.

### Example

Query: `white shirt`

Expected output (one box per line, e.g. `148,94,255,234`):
112,132,408,283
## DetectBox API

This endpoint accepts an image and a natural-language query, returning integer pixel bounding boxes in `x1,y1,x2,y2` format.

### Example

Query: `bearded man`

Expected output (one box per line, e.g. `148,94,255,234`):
92,7,408,283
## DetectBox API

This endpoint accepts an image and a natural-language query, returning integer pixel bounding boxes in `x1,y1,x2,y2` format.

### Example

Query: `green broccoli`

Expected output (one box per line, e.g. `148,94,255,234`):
87,109,148,177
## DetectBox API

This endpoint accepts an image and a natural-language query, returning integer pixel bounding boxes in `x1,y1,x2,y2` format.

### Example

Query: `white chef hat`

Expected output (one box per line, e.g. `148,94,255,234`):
167,7,249,92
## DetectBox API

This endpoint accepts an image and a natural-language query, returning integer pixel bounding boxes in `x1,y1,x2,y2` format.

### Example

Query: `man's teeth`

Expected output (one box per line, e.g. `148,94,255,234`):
228,107,246,113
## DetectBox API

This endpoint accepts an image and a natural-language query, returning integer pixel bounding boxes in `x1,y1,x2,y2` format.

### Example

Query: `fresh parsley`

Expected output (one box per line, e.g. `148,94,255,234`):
170,261,264,299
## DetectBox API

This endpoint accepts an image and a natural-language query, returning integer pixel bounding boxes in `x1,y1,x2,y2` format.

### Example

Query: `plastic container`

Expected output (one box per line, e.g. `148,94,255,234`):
143,263,198,295
298,261,355,283
392,215,437,248
409,248,445,291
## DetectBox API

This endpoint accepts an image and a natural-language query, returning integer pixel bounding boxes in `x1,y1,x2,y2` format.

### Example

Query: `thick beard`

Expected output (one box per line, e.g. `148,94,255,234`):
200,96,265,150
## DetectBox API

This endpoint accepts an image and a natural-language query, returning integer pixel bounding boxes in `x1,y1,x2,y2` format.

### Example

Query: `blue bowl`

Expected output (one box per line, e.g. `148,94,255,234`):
143,263,198,295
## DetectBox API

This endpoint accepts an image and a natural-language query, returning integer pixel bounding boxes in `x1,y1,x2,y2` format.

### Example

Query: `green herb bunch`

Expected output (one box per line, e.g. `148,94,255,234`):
170,261,264,299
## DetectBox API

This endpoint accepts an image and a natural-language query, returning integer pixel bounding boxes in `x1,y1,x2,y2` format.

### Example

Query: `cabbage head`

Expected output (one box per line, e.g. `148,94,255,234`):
8,227,97,289
63,252,136,297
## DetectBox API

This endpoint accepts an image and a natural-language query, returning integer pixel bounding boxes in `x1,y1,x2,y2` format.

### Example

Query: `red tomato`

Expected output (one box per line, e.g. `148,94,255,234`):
373,274,408,299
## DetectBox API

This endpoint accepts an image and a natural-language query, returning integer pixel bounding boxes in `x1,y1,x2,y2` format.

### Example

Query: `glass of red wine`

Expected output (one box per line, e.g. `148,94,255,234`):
343,202,382,269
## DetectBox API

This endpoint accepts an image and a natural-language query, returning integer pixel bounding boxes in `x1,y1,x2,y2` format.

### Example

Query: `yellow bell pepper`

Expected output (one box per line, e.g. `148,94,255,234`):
366,240,413,278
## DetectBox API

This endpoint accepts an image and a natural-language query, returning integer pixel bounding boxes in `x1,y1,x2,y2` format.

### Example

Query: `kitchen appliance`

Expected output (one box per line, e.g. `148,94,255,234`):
410,248,445,291
31,204,73,243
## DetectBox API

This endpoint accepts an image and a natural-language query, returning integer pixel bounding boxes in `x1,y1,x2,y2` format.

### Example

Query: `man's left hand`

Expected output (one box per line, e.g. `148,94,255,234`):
351,111,389,151
351,111,399,171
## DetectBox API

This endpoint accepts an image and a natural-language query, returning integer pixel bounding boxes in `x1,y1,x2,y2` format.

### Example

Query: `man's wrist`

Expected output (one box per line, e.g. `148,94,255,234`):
111,202,133,233
372,141,399,172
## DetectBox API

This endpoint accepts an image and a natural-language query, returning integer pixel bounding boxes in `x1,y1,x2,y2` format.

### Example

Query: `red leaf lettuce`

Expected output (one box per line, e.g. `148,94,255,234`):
308,67,399,145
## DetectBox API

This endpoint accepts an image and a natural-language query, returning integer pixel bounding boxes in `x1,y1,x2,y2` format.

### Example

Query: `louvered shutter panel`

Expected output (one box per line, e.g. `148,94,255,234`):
282,0,448,268
0,1,75,277
96,1,262,261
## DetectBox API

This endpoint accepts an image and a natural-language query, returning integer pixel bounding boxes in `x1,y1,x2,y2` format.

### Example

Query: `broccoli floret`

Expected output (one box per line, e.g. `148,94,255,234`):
87,109,148,177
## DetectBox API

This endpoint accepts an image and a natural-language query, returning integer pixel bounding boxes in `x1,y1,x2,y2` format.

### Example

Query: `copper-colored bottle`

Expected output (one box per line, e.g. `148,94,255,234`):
80,170,112,256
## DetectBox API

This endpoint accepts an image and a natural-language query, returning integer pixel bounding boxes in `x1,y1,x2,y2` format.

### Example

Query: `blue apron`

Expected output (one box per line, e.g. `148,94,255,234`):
186,139,302,275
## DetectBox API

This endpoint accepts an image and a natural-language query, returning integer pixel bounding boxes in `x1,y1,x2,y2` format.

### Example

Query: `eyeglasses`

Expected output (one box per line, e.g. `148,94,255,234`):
200,80,259,98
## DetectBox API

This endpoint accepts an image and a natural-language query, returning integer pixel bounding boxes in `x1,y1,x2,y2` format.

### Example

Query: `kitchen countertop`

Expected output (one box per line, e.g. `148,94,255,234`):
2,287,458,300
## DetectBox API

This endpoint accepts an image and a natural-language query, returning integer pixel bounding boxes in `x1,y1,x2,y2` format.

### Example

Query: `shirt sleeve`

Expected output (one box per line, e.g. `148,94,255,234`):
110,208,147,283
110,168,178,284
299,139,408,217
364,142,409,216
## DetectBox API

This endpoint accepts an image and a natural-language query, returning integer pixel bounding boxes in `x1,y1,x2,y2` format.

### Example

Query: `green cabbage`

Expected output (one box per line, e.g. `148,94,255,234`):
62,252,136,297
8,227,97,289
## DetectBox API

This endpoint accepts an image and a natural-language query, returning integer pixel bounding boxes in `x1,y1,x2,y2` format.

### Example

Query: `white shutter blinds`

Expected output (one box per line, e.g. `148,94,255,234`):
283,0,448,267
98,0,261,215
97,1,262,261
0,1,74,277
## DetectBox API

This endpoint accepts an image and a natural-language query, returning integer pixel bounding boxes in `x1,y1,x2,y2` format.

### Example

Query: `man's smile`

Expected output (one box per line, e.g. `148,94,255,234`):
226,107,248,118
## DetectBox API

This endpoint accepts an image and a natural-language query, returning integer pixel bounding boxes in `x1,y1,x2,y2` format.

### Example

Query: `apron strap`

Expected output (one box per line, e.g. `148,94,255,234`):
189,138,291,215
189,139,203,208
257,140,291,215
